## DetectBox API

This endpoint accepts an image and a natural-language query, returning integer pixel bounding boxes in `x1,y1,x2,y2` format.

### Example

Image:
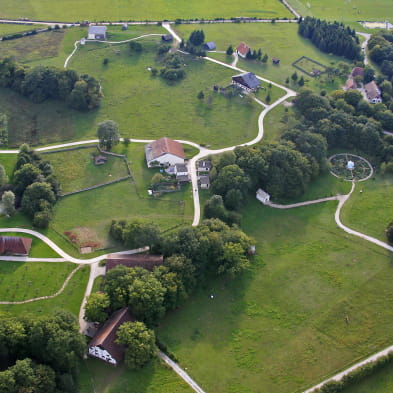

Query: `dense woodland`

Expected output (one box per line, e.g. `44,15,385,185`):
368,31,393,80
298,17,361,61
0,58,101,110
0,311,85,393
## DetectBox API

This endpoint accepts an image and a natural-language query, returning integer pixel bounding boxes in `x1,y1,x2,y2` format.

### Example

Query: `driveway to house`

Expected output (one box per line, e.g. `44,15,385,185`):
357,31,371,65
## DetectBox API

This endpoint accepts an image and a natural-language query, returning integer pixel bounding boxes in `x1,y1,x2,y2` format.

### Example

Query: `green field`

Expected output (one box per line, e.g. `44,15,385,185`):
0,264,88,316
177,23,352,91
45,147,129,193
286,0,393,22
0,0,292,22
157,193,393,393
341,175,393,242
0,23,46,36
0,261,75,301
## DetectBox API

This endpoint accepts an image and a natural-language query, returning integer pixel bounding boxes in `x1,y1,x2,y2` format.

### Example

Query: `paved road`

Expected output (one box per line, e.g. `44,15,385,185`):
265,195,341,209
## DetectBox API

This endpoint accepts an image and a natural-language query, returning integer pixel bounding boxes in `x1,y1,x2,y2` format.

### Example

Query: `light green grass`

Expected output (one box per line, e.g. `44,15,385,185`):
0,261,75,301
0,264,88,317
0,0,292,23
177,23,352,91
157,195,393,393
341,175,393,242
79,358,194,393
45,147,129,193
286,0,393,22
0,154,17,180
0,23,46,36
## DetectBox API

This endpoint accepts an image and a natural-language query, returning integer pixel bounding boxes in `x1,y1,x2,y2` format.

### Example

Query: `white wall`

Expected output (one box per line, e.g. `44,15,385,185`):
88,346,117,365
148,153,184,168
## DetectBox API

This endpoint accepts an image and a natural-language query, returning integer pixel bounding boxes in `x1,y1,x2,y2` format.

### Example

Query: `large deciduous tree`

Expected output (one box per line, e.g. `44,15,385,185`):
84,292,110,323
97,120,120,151
2,191,15,216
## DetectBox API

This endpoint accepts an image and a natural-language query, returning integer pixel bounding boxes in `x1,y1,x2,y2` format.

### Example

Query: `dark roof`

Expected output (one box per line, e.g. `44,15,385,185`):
89,308,134,363
272,57,280,63
106,254,164,272
365,81,381,100
95,155,107,164
175,163,188,172
351,67,364,77
203,41,216,50
145,137,185,161
88,26,107,35
236,42,250,56
197,160,212,170
232,72,260,90
162,34,173,41
176,174,190,182
199,175,210,185
0,236,32,255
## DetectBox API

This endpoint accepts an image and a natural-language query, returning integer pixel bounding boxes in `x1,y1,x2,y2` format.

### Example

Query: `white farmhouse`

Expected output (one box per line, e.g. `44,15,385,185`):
145,137,185,168
88,308,133,365
256,189,270,204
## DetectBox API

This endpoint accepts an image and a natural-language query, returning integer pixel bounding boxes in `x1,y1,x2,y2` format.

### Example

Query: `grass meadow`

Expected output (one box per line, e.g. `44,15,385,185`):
0,264,88,317
177,23,352,92
0,0,291,22
0,23,46,36
157,194,393,393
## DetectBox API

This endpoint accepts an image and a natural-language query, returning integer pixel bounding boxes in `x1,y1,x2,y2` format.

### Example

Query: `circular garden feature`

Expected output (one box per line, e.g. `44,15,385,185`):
328,153,373,182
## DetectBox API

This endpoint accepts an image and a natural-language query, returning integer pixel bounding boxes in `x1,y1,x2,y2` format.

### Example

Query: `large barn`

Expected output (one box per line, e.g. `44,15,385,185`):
0,236,32,256
145,137,185,168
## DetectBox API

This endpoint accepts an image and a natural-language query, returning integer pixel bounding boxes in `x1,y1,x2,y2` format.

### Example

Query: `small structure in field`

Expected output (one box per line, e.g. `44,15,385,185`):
145,137,185,168
232,72,260,92
347,160,355,170
88,308,134,365
256,189,270,204
88,26,107,40
272,57,280,65
236,42,250,58
0,236,32,256
106,254,164,272
203,41,216,51
161,34,173,42
94,155,107,165
122,23,128,30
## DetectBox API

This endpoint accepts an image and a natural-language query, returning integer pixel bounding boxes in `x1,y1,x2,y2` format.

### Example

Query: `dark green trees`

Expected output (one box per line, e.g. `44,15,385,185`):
97,120,120,151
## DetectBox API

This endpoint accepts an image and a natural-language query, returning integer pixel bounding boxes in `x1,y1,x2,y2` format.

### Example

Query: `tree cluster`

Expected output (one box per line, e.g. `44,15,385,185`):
368,32,393,81
97,120,120,151
183,30,206,57
160,53,186,81
0,57,102,111
298,17,361,61
0,112,8,147
0,311,85,393
12,144,61,227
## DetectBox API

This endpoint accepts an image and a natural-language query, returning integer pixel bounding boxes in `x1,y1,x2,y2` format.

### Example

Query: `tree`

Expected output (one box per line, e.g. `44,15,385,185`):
97,120,120,151
84,292,110,323
344,89,363,107
298,76,305,86
116,321,156,369
197,90,204,100
363,66,375,83
386,220,393,244
151,173,165,184
2,191,15,216
226,45,233,56
204,194,228,221
0,164,8,186
33,209,52,228
291,71,298,82
129,41,142,53
261,54,268,63
13,163,43,197
285,77,289,84
219,242,250,276
21,182,56,218
266,93,271,104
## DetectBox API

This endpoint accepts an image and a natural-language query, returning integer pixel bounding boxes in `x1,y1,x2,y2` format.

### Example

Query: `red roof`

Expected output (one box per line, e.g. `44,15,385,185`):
106,254,164,272
351,67,364,78
236,42,250,57
147,137,185,160
89,308,134,363
0,236,32,255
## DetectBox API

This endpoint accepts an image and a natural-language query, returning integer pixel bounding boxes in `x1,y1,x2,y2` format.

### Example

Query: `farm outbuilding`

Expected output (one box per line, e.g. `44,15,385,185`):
0,236,32,256
145,137,185,168
88,26,107,40
203,41,216,51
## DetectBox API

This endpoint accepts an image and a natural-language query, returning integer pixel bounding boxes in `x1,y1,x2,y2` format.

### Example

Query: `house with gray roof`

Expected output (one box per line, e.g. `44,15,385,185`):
88,26,107,40
203,42,216,51
232,72,260,92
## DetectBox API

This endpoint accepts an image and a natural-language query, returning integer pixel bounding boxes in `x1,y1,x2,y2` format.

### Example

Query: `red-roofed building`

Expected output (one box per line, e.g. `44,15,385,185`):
236,42,250,58
0,236,32,256
145,137,185,168
351,67,364,78
105,254,164,272
88,308,134,365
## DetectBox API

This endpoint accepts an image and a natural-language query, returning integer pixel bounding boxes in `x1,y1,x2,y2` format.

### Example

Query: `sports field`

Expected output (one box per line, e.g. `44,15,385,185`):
0,0,292,22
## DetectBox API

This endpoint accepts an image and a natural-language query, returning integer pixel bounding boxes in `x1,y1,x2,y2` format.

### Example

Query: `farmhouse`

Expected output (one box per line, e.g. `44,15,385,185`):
145,137,185,168
106,254,164,272
256,189,270,204
364,81,382,103
88,308,134,365
232,72,260,92
0,236,32,256
203,41,216,51
88,26,107,40
236,42,250,58
197,160,212,173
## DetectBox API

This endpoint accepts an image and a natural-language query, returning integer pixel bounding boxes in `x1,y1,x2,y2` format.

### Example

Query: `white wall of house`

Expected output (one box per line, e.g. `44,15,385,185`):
148,153,184,168
256,189,270,204
88,346,117,365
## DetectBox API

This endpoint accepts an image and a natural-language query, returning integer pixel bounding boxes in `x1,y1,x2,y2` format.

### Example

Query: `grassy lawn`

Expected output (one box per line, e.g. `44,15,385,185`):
286,0,393,22
178,23,352,91
79,357,194,393
341,175,393,242
0,0,292,23
0,264,88,317
0,261,75,301
45,147,129,193
0,154,17,180
0,23,46,36
157,194,393,393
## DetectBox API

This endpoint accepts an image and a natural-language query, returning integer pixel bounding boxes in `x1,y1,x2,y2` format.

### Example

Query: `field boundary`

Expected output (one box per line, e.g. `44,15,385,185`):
292,55,328,76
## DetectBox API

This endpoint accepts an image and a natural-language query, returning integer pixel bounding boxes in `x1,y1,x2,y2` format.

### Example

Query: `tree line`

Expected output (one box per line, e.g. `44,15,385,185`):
0,311,85,393
298,17,361,61
0,57,102,111
368,31,393,80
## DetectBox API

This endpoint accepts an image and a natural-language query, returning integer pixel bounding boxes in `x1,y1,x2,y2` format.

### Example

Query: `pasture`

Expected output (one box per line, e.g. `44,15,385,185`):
0,0,292,23
157,195,393,393
178,23,352,91
0,23,46,36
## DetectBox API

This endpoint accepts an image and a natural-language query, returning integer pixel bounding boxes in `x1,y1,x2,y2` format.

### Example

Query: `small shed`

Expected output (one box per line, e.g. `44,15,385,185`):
347,160,355,170
94,155,107,165
272,57,280,65
199,175,210,189
256,189,270,204
122,23,128,30
203,41,216,51
197,160,212,173
162,34,173,42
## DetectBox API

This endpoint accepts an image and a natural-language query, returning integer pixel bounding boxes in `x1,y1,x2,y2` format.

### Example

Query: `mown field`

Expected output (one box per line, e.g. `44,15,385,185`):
286,0,393,22
157,184,393,393
177,23,352,91
0,23,46,36
0,0,292,22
